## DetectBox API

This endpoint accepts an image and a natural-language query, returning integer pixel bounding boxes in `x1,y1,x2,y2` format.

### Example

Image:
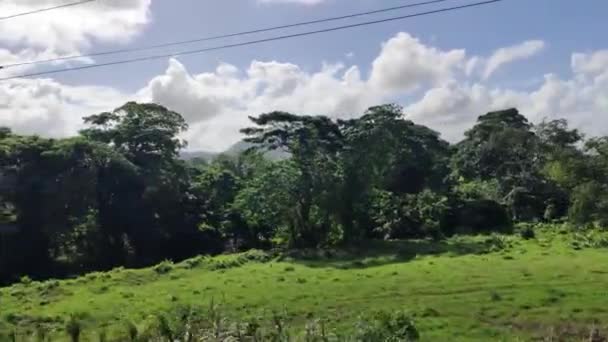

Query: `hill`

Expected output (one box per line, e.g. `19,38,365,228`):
179,150,218,161
180,141,288,162
2,226,608,341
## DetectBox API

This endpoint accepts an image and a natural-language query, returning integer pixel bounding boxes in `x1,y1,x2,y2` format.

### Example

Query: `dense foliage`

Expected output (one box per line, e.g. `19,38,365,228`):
1,102,605,283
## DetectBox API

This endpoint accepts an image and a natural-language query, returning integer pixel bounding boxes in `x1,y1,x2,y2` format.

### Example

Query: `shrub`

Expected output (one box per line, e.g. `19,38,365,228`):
153,260,174,275
570,231,608,249
485,234,514,252
356,311,419,341
519,225,536,240
180,256,206,269
156,315,174,341
569,182,608,227
455,200,512,234
125,321,138,341
238,249,271,263
65,315,81,342
43,280,60,291
19,276,32,285
35,324,48,342
97,329,107,342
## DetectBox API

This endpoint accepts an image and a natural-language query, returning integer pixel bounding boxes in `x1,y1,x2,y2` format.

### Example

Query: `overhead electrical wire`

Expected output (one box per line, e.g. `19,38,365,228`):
0,0,95,21
0,0,503,81
2,0,458,69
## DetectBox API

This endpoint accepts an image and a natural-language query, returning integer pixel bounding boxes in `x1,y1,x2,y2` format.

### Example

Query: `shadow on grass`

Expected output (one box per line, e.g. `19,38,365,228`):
281,237,494,269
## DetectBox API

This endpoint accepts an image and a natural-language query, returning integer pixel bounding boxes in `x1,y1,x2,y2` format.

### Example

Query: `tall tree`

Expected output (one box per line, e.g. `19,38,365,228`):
452,108,552,221
81,102,196,265
338,104,451,240
241,112,343,247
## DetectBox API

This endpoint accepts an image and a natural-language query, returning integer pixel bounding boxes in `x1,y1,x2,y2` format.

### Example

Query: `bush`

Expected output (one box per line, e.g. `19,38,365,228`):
570,231,608,249
453,200,512,235
485,234,514,252
179,256,206,269
569,182,608,227
65,315,82,342
238,249,272,263
370,189,453,240
153,260,174,275
519,225,536,240
456,179,502,202
19,275,32,285
356,311,419,341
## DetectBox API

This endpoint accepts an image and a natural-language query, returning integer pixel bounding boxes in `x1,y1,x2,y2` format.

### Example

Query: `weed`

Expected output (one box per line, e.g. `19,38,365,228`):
65,315,81,342
356,311,419,341
97,329,107,342
125,320,138,341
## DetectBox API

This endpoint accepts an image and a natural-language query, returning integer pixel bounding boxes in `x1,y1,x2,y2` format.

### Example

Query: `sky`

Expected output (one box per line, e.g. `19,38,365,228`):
0,0,607,151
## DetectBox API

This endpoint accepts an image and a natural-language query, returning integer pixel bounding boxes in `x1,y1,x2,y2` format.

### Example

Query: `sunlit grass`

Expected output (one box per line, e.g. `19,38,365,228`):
1,227,608,341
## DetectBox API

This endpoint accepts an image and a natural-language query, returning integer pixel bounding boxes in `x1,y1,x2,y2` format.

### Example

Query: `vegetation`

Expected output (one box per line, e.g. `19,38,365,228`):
2,101,608,340
1,227,608,341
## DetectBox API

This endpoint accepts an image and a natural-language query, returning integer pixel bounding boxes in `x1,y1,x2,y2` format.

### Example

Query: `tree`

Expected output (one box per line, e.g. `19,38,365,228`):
568,181,608,227
81,102,199,265
241,112,343,247
536,118,583,153
452,108,555,221
452,108,540,188
233,159,299,247
338,104,451,240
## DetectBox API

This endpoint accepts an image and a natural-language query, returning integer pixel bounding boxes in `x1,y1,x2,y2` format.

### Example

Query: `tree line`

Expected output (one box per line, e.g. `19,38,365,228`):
1,102,606,283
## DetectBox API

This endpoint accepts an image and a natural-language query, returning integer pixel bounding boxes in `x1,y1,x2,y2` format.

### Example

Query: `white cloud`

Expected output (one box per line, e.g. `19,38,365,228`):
2,28,607,153
0,0,151,75
571,50,608,76
0,78,127,137
483,40,545,79
369,33,466,92
405,51,608,141
0,0,150,53
139,59,382,151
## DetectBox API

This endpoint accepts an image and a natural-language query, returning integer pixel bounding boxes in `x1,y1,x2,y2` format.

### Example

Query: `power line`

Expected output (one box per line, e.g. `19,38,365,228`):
2,0,458,69
1,0,504,81
0,0,95,21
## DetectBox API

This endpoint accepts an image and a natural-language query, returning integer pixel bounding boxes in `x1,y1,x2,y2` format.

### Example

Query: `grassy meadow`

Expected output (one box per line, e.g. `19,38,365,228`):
2,225,608,341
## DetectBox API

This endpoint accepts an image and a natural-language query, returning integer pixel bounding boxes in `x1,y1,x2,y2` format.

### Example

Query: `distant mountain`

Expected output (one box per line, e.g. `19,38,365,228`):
180,150,218,161
225,141,289,160
180,141,289,162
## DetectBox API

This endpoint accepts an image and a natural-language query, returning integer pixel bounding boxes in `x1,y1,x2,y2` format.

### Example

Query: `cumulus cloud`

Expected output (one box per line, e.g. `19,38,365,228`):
139,59,382,150
0,78,127,137
2,28,607,152
369,33,466,92
482,40,546,79
571,50,608,76
0,0,151,74
405,50,608,141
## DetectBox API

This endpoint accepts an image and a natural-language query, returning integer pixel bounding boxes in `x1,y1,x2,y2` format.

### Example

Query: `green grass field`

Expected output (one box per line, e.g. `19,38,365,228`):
2,226,608,341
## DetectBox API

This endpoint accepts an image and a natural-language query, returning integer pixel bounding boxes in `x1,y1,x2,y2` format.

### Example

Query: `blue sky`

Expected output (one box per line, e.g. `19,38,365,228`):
1,0,607,151
52,0,607,90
